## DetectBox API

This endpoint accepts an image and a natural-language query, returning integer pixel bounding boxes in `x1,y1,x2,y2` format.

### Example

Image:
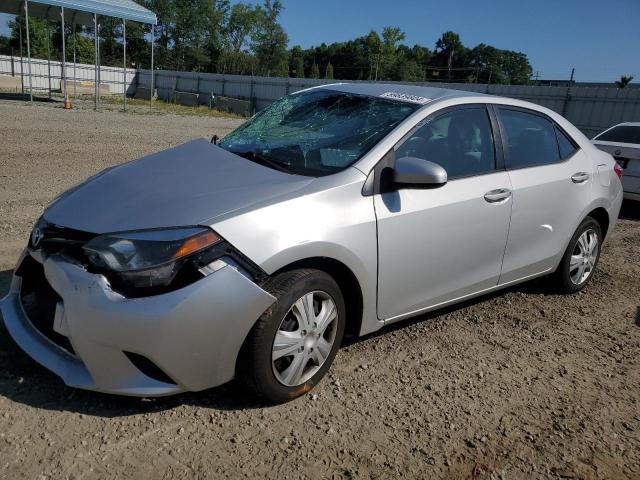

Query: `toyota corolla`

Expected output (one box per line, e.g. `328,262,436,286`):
1,84,623,403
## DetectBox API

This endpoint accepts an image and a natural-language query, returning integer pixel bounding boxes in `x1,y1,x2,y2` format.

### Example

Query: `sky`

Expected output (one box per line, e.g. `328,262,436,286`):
1,0,638,82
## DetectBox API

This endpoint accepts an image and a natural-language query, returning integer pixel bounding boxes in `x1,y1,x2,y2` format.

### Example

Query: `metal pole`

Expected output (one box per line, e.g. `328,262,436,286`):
24,0,33,103
150,24,154,112
72,19,76,98
123,19,127,111
97,21,101,105
18,22,24,93
61,7,68,104
94,14,98,110
46,19,51,98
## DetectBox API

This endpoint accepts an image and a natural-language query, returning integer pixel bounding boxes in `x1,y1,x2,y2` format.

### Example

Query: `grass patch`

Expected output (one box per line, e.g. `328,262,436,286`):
100,96,246,119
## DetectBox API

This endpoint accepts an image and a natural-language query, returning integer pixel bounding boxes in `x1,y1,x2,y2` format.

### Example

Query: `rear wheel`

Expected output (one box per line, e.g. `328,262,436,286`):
554,217,602,293
237,269,345,403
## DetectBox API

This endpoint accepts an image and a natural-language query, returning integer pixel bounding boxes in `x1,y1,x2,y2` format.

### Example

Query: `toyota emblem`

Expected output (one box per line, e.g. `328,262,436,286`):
614,149,622,156
31,227,44,248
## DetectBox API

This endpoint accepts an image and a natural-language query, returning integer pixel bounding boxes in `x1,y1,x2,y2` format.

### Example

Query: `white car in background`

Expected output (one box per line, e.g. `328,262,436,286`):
593,122,640,201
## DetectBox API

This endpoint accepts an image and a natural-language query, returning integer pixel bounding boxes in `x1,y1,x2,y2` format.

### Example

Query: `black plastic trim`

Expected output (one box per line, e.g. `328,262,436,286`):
124,352,177,385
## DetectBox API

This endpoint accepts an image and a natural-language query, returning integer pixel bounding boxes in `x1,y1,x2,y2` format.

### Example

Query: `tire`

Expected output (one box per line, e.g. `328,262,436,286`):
553,216,602,294
237,269,346,403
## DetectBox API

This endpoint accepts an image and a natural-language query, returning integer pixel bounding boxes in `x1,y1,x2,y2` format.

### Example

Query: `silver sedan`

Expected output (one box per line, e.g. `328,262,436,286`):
1,84,623,403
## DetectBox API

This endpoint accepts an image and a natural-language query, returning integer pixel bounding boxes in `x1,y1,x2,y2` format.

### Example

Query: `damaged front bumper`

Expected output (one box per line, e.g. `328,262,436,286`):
0,250,275,396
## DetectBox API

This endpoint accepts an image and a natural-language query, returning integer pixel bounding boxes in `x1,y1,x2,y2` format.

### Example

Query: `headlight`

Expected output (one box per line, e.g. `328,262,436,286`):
83,227,221,291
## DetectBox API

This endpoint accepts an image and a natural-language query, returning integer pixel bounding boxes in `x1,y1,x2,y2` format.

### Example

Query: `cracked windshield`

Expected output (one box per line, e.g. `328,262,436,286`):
219,89,419,176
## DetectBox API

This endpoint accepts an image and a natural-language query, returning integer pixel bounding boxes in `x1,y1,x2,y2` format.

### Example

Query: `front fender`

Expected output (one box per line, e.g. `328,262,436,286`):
210,176,381,336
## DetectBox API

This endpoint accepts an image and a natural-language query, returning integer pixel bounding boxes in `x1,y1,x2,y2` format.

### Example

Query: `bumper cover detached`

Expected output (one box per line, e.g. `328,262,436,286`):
0,252,275,396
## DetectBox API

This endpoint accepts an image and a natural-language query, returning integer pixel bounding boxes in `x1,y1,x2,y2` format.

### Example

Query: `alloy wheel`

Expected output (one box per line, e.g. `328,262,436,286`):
271,291,338,387
569,228,598,285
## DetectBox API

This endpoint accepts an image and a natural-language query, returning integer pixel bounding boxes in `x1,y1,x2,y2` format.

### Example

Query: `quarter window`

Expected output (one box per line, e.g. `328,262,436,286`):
499,108,560,169
556,126,578,159
395,107,496,178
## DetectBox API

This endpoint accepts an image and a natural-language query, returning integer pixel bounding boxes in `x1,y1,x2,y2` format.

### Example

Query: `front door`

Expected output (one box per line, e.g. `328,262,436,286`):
375,105,513,321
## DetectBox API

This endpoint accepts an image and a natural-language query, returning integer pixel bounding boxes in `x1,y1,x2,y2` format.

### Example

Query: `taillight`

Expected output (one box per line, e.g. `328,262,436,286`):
614,163,623,179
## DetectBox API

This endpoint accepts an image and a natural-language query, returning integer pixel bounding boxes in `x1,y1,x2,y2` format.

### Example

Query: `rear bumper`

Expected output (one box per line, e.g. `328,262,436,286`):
0,250,275,396
622,173,640,201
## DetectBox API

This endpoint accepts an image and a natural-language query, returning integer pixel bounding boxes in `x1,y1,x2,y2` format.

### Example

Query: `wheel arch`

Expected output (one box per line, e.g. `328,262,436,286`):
270,257,364,339
586,207,610,240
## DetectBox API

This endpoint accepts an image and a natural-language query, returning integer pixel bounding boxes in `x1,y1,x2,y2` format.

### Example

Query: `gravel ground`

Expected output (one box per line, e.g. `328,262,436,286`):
0,101,639,480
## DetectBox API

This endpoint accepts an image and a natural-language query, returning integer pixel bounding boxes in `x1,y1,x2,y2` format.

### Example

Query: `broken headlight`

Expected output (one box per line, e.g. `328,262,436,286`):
82,227,221,292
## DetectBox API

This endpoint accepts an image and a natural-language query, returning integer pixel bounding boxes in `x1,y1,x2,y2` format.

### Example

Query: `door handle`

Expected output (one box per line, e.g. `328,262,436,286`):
484,188,512,203
571,172,590,183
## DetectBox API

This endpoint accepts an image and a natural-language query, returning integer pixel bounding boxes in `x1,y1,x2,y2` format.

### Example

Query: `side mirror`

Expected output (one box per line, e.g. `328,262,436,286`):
393,156,447,188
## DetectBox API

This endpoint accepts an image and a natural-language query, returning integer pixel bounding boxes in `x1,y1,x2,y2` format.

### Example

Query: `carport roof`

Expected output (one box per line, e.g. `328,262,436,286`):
0,0,157,25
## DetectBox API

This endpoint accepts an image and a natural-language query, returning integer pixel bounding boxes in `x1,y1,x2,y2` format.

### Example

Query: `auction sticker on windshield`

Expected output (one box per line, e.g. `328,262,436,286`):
380,91,431,104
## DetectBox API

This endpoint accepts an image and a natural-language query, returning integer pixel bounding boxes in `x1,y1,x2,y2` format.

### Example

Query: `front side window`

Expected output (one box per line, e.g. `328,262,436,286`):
499,108,561,169
395,106,496,178
594,125,640,144
219,90,419,177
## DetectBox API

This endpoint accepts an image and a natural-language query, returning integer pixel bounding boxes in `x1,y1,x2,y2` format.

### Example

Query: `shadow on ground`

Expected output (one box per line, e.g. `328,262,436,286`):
619,200,640,220
0,92,60,103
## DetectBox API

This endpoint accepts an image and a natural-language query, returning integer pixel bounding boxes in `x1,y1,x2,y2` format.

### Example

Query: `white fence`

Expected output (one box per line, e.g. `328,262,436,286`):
0,54,135,95
2,54,640,137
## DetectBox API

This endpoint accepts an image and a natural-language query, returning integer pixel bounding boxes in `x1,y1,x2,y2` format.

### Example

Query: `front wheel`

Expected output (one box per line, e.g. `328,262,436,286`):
553,217,602,293
237,269,345,403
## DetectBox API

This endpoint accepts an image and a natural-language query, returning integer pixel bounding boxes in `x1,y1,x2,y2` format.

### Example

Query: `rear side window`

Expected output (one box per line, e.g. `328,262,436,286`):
499,108,560,169
594,125,640,144
556,127,578,159
395,106,496,178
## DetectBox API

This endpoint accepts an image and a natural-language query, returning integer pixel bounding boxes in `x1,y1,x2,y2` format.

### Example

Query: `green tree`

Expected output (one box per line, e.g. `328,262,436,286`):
615,75,634,88
217,2,257,74
289,45,305,77
68,30,96,64
0,35,11,55
252,0,289,77
310,61,319,79
325,62,333,79
433,31,468,81
9,15,53,60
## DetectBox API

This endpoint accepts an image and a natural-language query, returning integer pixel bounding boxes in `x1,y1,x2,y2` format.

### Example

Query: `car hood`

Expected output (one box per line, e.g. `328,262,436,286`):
43,139,313,233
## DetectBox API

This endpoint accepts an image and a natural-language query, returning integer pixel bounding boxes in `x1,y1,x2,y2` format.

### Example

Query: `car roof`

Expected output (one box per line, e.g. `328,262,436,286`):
314,82,485,103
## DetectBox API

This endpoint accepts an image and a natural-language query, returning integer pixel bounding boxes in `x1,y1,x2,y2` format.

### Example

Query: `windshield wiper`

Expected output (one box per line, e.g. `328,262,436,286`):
233,151,295,174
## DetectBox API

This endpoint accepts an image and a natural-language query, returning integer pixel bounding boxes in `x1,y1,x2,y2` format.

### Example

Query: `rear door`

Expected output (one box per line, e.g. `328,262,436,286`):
496,106,593,284
375,104,513,320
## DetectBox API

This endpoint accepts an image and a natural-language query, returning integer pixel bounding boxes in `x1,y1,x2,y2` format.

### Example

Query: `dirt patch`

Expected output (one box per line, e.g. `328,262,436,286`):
0,101,639,479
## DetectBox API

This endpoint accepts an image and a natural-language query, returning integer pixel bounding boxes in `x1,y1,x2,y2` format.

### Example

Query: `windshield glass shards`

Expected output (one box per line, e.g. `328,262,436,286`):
219,89,420,176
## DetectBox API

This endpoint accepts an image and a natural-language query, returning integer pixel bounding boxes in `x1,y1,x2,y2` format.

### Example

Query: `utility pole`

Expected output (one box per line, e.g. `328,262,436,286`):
447,49,454,82
562,67,575,117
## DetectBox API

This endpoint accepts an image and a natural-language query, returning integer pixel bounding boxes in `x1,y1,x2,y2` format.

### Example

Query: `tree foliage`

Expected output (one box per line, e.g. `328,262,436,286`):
3,4,541,85
615,75,634,88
